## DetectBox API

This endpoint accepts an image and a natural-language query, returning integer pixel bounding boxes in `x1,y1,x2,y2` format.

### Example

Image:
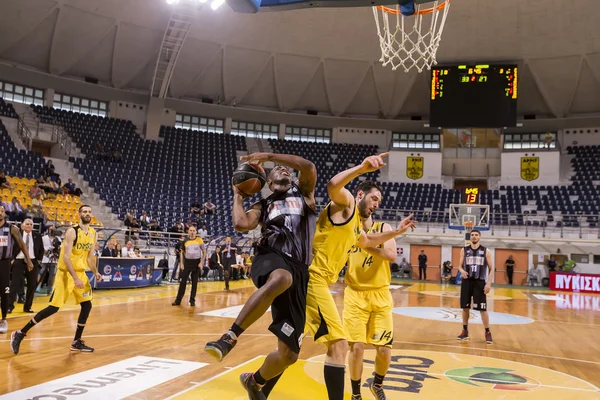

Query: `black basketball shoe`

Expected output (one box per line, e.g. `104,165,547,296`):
71,339,94,352
204,332,237,361
240,373,266,400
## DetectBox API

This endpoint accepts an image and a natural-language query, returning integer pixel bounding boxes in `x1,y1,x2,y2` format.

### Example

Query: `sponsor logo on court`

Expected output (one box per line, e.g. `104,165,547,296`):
445,366,540,391
420,291,512,300
406,156,424,180
392,307,533,325
304,350,599,399
0,356,207,400
520,157,539,181
199,304,271,319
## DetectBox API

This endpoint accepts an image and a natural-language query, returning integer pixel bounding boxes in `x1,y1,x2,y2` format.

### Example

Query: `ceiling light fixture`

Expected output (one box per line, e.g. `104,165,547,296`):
211,0,225,10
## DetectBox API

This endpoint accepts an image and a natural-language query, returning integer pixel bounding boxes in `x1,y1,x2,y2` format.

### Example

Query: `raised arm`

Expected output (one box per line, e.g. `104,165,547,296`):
357,213,416,249
361,223,397,262
241,152,317,198
231,188,262,232
327,153,389,208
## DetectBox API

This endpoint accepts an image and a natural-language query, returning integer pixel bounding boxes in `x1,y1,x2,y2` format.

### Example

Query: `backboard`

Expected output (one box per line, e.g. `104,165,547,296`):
448,204,490,232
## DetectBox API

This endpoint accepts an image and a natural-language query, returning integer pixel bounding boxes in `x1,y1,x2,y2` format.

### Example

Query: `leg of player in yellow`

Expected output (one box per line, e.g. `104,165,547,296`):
10,206,101,355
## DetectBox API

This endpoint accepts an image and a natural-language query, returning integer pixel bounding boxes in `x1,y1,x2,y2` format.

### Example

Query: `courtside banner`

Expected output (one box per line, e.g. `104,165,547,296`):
550,272,600,294
95,257,156,288
0,356,208,400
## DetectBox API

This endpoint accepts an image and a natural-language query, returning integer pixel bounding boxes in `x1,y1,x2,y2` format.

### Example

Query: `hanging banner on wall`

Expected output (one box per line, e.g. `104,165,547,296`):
406,156,424,180
520,156,539,181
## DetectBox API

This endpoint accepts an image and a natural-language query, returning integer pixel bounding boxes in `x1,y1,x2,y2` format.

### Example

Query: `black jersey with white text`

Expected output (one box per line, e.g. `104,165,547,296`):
463,245,488,280
258,183,316,266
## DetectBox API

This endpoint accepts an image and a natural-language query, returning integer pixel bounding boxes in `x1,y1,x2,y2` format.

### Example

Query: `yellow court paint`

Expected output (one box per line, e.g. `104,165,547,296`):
172,350,598,400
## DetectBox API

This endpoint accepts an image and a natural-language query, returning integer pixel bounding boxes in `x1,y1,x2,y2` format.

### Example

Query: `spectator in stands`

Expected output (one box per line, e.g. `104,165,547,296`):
43,160,57,180
198,224,208,239
115,243,123,257
111,148,122,163
203,199,216,216
209,246,224,281
122,241,134,258
190,198,202,217
418,250,428,280
172,219,185,234
62,179,82,197
29,183,45,202
132,247,143,258
0,171,12,191
184,219,193,233
139,210,151,229
95,143,108,161
102,241,117,257
39,223,59,295
11,197,26,221
235,252,245,279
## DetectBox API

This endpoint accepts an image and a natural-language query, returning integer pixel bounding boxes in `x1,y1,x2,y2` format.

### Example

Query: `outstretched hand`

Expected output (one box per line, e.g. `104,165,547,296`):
240,153,271,164
360,153,389,173
394,213,417,234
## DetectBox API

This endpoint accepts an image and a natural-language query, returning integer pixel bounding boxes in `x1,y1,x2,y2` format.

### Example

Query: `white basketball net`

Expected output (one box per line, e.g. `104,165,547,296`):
372,1,451,72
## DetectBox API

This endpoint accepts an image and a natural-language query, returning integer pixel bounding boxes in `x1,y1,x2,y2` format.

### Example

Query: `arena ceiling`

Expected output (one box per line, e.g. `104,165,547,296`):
1,0,600,119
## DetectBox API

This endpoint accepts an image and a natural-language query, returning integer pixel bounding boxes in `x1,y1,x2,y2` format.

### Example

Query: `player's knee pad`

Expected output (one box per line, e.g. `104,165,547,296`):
36,305,59,321
78,301,92,324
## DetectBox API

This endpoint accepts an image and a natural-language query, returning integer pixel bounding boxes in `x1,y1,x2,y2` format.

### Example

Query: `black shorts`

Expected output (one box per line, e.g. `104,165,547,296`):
251,245,308,354
460,279,487,311
0,259,10,295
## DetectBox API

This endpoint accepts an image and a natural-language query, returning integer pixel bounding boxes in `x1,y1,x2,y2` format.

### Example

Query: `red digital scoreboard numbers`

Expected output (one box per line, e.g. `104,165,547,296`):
464,187,479,204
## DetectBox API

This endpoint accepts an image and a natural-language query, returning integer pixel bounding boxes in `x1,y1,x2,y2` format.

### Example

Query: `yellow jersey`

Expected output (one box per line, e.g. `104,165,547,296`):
58,225,96,272
345,221,391,291
309,202,362,284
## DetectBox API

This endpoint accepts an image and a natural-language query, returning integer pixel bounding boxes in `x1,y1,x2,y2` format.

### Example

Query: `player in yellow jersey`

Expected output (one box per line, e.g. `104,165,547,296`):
10,205,102,355
344,215,397,400
305,154,417,400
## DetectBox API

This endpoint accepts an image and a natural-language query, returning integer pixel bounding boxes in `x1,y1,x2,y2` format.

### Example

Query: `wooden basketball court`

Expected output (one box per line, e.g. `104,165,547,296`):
1,279,599,399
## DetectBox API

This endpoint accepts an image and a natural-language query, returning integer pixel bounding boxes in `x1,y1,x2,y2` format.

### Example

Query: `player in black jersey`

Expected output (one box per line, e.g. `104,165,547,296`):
205,152,317,400
457,229,494,344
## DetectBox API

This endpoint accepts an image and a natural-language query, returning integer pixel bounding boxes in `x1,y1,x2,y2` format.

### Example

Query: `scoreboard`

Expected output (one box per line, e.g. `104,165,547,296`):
430,64,518,128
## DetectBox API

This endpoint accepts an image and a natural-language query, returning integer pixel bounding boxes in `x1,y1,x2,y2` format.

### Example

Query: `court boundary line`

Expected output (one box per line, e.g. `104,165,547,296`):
163,355,264,400
392,339,600,365
2,333,598,367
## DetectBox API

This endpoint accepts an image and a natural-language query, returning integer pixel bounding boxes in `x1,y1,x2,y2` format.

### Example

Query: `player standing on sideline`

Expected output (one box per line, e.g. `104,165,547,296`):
10,205,102,354
457,229,493,344
344,206,397,400
204,152,317,400
0,205,34,334
305,154,417,400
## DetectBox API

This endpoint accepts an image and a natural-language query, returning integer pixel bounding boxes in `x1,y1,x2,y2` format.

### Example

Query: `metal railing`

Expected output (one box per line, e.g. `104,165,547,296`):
15,115,33,150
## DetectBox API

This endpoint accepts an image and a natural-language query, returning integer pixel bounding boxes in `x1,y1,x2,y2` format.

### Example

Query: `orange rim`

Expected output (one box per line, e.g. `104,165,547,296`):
376,0,449,16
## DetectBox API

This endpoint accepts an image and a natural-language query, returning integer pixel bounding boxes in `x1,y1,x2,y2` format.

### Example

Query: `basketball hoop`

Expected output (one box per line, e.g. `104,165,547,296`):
372,0,451,72
463,220,474,233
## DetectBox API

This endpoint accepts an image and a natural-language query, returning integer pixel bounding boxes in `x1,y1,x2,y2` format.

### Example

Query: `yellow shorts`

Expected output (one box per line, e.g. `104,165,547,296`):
342,286,394,347
305,272,345,344
49,269,93,308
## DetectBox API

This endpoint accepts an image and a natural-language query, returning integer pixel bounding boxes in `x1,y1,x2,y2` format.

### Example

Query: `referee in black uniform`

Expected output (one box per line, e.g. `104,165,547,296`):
172,226,206,307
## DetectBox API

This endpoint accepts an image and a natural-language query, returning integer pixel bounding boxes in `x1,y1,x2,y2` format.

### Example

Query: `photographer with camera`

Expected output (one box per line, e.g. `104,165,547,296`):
39,223,61,295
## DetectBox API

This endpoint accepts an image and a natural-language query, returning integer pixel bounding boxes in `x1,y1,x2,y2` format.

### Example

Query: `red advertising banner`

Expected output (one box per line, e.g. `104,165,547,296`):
550,272,600,294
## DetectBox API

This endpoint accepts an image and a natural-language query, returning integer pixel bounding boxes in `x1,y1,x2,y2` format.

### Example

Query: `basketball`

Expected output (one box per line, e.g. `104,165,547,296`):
232,162,267,196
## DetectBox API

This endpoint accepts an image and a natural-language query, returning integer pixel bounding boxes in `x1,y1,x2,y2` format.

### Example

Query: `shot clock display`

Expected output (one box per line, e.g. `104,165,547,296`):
430,64,518,128
462,187,480,204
